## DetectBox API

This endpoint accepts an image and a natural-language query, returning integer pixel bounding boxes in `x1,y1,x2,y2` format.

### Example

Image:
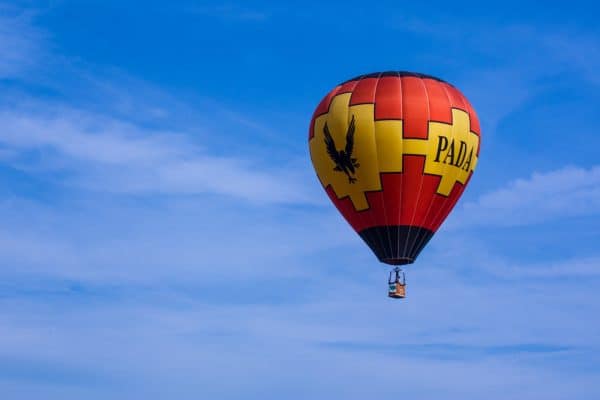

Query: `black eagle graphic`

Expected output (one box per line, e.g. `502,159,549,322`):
323,115,360,184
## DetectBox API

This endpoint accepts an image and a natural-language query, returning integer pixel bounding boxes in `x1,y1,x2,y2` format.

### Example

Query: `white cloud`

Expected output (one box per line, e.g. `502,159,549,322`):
0,8,44,79
0,104,320,205
0,191,352,285
542,31,600,86
425,230,600,282
489,256,600,279
0,4,316,206
451,165,600,228
392,20,600,139
0,266,599,400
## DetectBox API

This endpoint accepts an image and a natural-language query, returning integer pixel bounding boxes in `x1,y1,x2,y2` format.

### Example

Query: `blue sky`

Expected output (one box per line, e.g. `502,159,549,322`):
0,1,599,398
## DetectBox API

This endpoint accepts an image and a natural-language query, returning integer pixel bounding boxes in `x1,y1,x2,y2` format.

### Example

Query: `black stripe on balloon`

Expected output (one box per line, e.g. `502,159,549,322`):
341,71,450,86
358,225,434,265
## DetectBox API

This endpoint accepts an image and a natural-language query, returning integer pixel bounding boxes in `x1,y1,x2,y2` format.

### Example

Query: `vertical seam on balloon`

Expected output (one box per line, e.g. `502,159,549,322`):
395,71,403,261
441,90,470,230
402,77,430,259
409,80,449,257
373,72,394,262
346,76,385,258
367,73,389,262
367,72,392,261
347,77,370,246
438,110,461,231
406,79,435,258
427,83,459,232
424,83,455,233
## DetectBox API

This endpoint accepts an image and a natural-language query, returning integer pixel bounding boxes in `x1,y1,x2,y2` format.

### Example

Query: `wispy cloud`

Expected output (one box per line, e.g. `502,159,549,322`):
484,256,600,280
0,7,45,79
0,104,318,205
542,30,600,86
0,5,316,206
390,19,600,137
320,341,574,359
0,273,598,399
0,189,352,285
450,165,600,228
0,3,330,289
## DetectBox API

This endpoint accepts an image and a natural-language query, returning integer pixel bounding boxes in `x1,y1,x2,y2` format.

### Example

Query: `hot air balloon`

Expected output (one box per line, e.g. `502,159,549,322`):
308,71,481,298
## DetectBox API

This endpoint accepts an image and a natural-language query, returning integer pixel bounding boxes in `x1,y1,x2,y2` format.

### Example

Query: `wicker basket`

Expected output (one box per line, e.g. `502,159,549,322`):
388,282,406,298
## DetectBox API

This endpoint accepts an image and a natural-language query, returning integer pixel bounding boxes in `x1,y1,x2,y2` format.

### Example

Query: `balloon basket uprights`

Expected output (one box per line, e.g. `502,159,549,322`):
388,267,406,299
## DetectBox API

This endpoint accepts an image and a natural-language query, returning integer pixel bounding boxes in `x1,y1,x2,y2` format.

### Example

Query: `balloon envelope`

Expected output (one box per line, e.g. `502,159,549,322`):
308,71,481,265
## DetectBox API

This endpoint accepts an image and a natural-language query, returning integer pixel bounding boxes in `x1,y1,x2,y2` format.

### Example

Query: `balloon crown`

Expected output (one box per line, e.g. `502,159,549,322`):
341,71,450,85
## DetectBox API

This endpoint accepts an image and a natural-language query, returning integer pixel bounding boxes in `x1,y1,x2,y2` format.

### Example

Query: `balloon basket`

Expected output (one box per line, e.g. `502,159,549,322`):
388,282,406,299
388,267,406,299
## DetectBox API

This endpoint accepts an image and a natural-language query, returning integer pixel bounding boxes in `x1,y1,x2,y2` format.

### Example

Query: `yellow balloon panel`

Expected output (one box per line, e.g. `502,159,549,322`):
309,94,479,210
